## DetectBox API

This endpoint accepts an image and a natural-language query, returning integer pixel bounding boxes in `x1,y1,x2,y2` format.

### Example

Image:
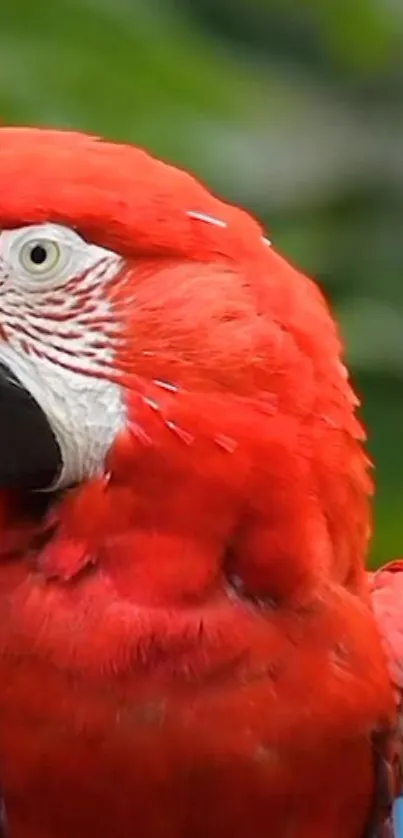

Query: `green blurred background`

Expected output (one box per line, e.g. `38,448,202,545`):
2,0,403,566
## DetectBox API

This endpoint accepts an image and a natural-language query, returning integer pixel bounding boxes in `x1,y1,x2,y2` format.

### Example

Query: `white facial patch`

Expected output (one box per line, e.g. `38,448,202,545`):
0,223,127,489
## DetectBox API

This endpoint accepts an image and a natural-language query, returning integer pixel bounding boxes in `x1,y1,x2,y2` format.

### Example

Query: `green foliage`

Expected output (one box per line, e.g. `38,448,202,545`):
0,0,402,565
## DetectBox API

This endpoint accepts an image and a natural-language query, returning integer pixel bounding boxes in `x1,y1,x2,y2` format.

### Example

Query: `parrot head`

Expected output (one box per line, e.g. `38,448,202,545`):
0,126,276,498
0,127,372,611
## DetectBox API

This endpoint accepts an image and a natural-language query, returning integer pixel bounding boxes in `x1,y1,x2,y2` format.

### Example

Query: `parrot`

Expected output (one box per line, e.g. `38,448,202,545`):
0,125,400,838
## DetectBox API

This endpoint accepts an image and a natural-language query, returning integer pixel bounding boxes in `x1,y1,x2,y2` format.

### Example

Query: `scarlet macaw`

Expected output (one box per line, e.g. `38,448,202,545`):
0,127,400,838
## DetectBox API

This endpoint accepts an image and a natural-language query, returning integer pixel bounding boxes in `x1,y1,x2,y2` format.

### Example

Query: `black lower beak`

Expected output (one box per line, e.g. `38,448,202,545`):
0,362,62,490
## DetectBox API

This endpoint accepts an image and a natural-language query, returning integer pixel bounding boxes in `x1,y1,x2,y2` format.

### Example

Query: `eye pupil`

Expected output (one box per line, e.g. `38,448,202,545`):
29,244,48,265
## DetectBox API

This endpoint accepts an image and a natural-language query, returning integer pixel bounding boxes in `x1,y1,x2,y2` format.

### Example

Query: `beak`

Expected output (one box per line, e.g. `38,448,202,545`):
0,362,62,490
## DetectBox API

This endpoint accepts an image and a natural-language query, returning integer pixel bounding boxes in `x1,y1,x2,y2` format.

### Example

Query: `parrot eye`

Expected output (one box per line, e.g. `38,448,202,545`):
0,223,122,291
19,239,62,277
0,223,102,288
